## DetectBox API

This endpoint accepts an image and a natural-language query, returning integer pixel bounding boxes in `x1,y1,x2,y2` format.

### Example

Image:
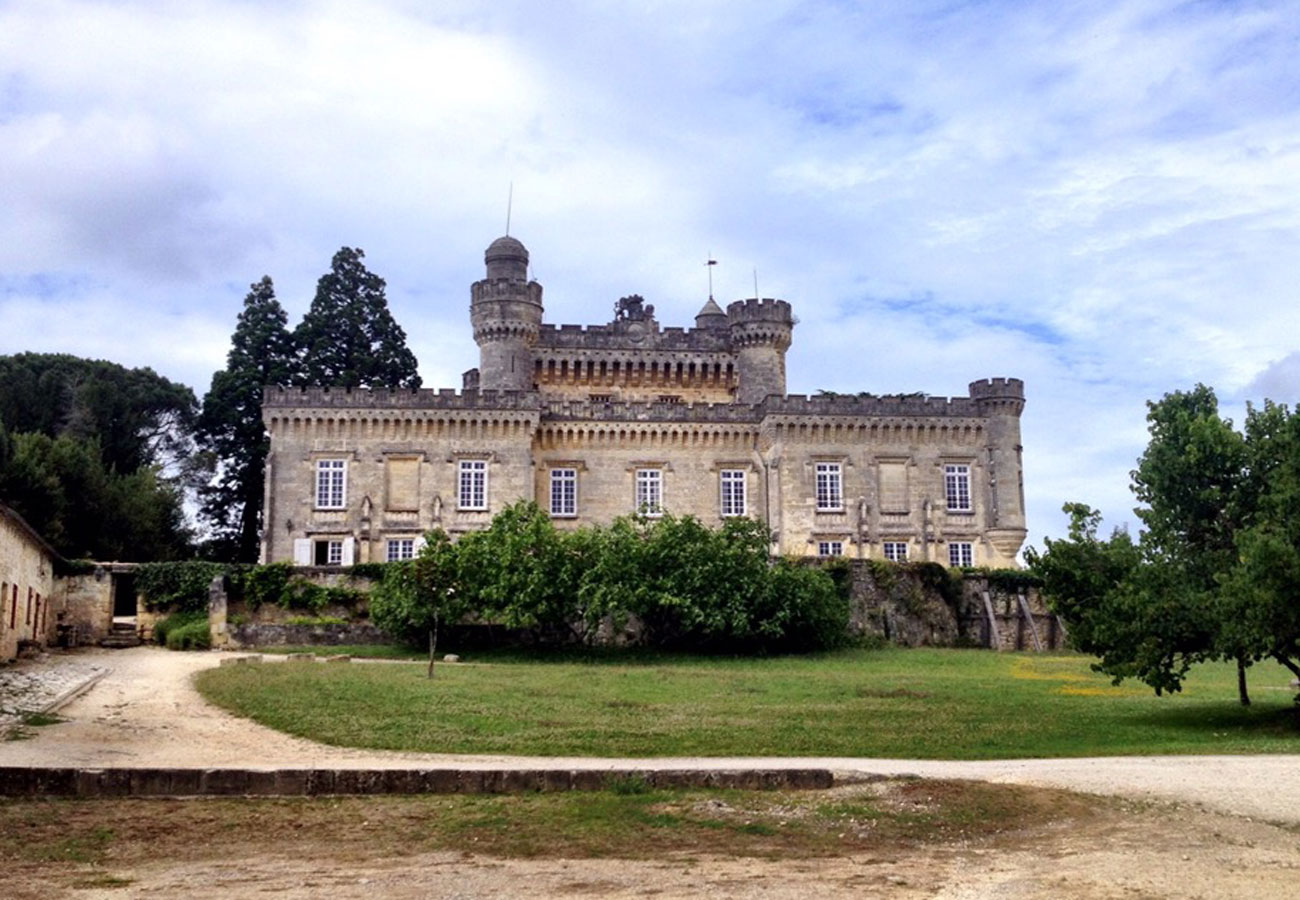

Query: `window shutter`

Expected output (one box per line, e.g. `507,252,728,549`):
341,537,356,566
292,539,312,566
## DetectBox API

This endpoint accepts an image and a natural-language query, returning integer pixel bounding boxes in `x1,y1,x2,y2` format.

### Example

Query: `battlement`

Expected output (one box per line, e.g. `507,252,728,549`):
470,279,543,305
726,298,794,325
542,398,761,424
536,322,734,352
262,386,542,411
758,392,983,418
967,377,1025,400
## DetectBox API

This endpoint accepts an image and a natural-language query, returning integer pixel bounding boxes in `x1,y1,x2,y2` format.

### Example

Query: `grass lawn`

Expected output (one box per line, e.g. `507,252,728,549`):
194,648,1300,759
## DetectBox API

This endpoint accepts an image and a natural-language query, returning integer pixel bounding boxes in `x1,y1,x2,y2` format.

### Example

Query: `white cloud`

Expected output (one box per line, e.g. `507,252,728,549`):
1,0,1299,546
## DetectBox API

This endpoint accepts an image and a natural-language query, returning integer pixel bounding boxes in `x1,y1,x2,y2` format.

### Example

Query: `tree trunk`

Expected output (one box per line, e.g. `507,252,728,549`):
1237,656,1250,707
427,613,439,679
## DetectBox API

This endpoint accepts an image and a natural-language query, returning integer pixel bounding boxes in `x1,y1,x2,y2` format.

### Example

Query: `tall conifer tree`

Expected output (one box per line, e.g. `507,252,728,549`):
293,247,421,389
197,277,297,561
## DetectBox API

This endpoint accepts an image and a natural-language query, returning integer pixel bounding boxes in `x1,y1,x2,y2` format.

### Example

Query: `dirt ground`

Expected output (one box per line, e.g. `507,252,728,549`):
3,646,1299,898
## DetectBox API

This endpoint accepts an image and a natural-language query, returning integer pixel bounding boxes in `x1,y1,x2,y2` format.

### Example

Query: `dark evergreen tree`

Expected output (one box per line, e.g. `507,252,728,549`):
293,247,421,389
0,354,196,560
196,277,298,562
0,353,197,475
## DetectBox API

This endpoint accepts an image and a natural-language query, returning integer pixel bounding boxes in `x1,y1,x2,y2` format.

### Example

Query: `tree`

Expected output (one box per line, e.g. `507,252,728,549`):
1218,401,1300,686
369,529,465,678
196,277,298,561
0,431,190,560
0,353,198,476
293,247,421,389
1032,387,1300,703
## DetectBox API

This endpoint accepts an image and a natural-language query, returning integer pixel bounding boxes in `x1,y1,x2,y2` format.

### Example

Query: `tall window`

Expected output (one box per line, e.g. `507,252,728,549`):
635,468,662,516
817,540,844,557
315,459,346,509
948,542,974,567
720,469,746,517
386,538,415,562
883,541,908,562
945,464,972,512
815,462,843,511
458,459,488,510
550,468,577,517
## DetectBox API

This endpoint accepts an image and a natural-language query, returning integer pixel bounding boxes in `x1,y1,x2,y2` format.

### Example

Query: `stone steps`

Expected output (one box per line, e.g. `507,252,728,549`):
100,623,142,649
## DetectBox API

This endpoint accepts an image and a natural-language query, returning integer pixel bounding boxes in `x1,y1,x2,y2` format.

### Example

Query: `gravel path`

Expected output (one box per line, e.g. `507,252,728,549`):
3,646,1297,825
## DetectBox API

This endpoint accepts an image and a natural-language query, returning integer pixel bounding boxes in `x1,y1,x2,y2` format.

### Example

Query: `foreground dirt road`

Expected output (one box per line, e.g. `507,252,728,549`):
3,646,1299,898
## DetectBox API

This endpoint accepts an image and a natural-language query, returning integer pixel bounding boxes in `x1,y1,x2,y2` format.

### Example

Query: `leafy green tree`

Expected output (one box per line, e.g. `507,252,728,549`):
454,502,598,642
1033,387,1300,703
197,277,298,561
370,529,465,677
293,247,421,389
1218,401,1300,686
0,432,189,560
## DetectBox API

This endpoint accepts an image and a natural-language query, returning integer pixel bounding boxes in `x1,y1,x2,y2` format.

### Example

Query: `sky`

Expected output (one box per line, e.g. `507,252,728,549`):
3,0,1299,551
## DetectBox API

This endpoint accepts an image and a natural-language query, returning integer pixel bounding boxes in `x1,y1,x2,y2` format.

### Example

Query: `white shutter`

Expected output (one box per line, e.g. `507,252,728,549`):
413,533,427,554
341,537,356,565
292,538,312,566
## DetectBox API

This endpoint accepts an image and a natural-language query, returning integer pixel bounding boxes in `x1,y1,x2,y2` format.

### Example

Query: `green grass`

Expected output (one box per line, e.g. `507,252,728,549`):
193,648,1300,759
252,644,425,660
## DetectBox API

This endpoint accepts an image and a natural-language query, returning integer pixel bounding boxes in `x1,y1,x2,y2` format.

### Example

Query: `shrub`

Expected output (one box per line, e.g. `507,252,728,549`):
165,618,211,650
136,561,224,612
241,562,292,609
154,610,209,649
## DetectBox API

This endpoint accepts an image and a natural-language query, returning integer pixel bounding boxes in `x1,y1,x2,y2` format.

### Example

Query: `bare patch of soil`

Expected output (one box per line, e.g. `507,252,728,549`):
2,782,1298,899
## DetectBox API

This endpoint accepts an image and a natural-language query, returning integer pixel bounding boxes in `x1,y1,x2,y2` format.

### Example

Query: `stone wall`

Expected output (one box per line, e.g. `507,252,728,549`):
56,570,114,646
227,622,389,647
0,504,58,661
841,562,1064,651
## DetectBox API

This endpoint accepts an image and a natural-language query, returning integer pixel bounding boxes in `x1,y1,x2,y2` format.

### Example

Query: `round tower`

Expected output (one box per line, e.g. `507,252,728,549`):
471,236,544,391
968,378,1028,563
727,298,794,404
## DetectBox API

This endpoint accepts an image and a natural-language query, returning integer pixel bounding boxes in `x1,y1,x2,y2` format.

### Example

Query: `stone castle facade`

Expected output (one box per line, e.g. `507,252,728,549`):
260,236,1027,567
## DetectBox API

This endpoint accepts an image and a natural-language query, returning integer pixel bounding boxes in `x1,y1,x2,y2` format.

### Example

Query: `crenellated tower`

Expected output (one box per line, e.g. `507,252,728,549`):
471,236,544,391
968,378,1027,560
727,298,794,404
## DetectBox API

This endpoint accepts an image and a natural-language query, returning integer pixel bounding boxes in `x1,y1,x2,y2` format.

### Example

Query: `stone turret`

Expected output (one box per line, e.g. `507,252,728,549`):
727,298,794,404
968,378,1027,560
471,236,544,391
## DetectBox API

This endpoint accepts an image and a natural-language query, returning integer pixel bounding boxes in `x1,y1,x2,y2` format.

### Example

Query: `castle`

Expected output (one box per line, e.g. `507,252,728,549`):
260,235,1027,567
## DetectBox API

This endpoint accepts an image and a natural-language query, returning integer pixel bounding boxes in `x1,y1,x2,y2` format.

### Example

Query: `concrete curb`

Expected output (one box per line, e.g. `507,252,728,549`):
39,668,108,716
0,766,833,798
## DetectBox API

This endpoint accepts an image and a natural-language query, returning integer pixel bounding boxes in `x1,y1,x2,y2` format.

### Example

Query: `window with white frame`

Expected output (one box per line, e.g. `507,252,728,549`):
720,469,746,517
817,540,844,557
948,541,974,567
883,541,908,562
315,459,346,509
944,464,972,512
550,468,577,517
458,459,488,510
635,468,662,516
315,539,343,566
386,538,416,562
815,462,843,511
